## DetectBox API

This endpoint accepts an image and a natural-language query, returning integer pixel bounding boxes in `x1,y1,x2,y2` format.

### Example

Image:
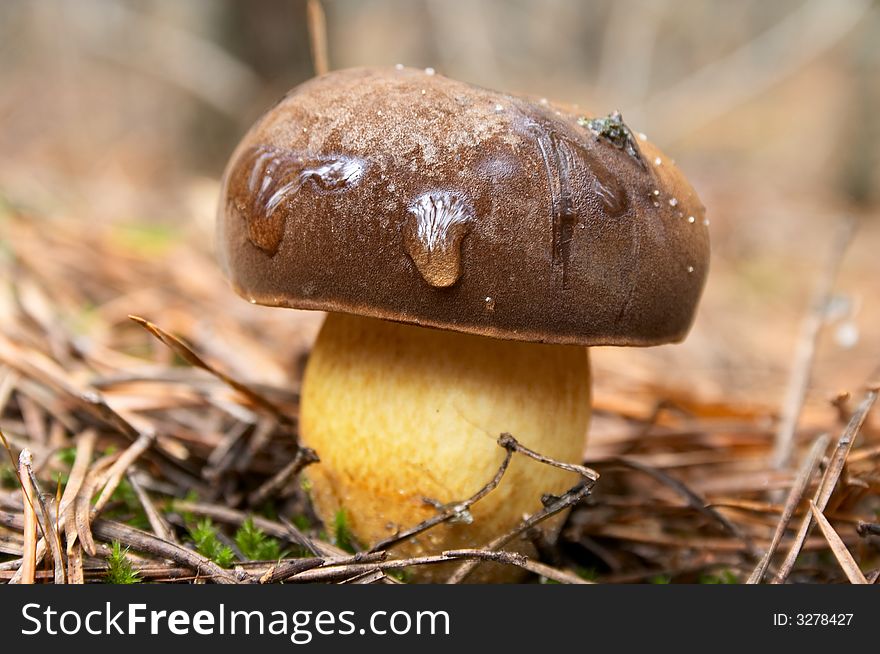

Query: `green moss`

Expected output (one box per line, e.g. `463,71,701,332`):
649,574,671,584
0,465,16,489
699,570,739,584
578,111,645,167
387,569,413,583
189,518,236,568
332,509,360,554
234,517,284,561
105,541,141,584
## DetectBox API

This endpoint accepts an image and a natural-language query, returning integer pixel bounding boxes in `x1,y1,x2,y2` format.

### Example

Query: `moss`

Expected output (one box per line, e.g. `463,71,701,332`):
234,517,284,561
579,111,646,168
189,518,236,568
649,574,671,584
105,541,141,584
699,570,739,584
332,508,360,554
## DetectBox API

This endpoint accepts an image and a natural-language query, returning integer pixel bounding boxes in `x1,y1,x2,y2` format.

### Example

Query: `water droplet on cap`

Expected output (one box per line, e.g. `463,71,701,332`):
403,191,474,288
687,265,694,273
485,296,496,311
494,103,504,112
687,216,696,224
231,145,367,255
395,63,404,70
424,67,435,75
669,198,678,207
654,156,662,166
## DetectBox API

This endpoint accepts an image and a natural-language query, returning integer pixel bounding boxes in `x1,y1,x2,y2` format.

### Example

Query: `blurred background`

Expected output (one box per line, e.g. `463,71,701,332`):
1,0,879,428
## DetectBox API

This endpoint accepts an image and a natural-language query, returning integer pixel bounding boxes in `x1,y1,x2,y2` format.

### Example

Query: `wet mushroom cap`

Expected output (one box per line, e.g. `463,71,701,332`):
217,66,709,346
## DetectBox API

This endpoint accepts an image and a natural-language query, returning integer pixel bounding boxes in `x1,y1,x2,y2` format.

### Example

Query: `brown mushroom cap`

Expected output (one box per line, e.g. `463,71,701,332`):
217,66,709,346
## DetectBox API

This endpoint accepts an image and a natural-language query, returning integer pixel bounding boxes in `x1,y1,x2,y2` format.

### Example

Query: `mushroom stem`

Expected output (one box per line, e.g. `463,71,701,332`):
300,313,590,582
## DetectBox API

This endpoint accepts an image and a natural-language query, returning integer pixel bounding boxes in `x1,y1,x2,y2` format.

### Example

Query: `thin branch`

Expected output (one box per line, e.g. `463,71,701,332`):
128,316,297,440
371,435,516,552
748,433,829,583
24,460,65,584
444,434,600,583
90,519,243,584
247,446,319,507
809,501,867,584
92,431,155,515
306,0,329,76
607,456,757,557
128,473,177,544
772,386,877,583
448,482,594,584
17,451,37,584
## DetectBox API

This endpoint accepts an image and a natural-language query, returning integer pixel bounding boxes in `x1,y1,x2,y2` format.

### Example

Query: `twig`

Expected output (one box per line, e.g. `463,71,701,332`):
306,0,330,76
448,483,594,584
808,501,867,584
286,549,583,584
1,510,243,584
128,473,177,544
444,434,599,583
747,433,830,583
58,430,96,521
90,519,243,584
771,218,856,470
73,452,119,556
91,431,155,515
259,558,329,584
128,316,297,439
502,433,599,481
606,456,757,557
857,521,880,537
23,460,65,584
772,386,877,583
247,446,319,507
17,451,37,584
371,435,516,552
260,552,386,584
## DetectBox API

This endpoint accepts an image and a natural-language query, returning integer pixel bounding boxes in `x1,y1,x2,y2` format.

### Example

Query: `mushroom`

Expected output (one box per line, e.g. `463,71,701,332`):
217,67,709,581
